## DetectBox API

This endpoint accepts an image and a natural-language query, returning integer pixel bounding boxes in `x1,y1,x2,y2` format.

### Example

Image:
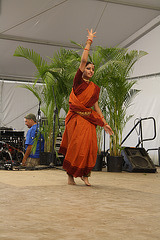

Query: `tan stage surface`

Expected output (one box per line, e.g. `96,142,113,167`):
0,167,160,240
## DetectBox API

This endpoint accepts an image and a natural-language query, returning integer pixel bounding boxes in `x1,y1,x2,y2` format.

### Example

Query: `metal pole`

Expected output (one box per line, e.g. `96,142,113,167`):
37,101,41,156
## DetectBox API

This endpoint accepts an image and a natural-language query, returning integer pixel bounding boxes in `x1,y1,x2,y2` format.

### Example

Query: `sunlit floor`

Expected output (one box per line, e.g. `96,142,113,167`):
0,167,160,240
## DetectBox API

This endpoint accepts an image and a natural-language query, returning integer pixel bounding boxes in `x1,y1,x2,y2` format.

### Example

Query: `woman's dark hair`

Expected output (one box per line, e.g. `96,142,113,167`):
86,61,94,67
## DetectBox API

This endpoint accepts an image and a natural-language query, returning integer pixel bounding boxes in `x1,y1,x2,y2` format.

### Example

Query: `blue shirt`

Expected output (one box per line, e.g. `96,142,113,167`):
25,124,44,158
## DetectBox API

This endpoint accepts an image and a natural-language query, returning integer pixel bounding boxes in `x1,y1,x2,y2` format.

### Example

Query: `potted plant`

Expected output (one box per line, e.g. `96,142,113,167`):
13,46,79,163
97,47,147,172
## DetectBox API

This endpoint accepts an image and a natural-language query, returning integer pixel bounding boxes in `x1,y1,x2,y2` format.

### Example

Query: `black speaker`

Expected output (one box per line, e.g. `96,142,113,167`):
121,147,156,173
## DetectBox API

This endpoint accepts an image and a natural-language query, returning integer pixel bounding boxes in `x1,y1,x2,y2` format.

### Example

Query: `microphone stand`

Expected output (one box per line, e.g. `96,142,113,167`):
52,86,62,166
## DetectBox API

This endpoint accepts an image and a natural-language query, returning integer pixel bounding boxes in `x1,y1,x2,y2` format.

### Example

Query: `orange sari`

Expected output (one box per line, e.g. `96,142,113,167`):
59,75,104,177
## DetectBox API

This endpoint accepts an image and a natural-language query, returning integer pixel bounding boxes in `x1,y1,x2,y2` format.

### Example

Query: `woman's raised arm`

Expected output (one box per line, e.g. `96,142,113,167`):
79,29,96,72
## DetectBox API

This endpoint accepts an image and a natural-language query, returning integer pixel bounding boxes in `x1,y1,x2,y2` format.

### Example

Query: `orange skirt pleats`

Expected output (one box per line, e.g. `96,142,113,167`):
60,115,98,177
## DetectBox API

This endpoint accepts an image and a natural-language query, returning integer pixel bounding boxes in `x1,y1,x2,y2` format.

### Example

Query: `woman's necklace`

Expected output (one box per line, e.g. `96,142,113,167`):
83,78,90,83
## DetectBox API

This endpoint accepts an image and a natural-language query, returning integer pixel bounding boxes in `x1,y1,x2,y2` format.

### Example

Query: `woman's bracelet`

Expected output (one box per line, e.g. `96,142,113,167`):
84,48,89,51
87,38,93,43
86,39,93,45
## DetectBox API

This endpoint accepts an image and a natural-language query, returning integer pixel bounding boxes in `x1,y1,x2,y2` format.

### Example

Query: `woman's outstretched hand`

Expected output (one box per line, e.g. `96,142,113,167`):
104,124,114,135
87,28,96,41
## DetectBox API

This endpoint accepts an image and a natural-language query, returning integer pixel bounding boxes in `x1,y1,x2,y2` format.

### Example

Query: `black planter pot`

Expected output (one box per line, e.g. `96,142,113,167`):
107,155,124,172
40,152,53,166
92,154,103,171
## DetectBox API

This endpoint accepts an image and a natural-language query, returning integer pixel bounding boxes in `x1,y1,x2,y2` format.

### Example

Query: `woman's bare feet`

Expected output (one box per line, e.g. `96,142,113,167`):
81,176,91,186
68,174,76,185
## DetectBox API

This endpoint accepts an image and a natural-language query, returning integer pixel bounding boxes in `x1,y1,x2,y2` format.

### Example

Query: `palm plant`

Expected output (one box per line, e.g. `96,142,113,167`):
96,47,148,156
14,46,80,152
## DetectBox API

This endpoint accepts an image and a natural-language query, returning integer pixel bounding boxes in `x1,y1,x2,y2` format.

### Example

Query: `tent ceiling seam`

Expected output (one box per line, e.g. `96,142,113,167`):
95,2,108,31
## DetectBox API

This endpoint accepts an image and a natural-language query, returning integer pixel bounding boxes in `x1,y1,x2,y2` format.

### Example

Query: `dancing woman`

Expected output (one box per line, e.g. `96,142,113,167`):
59,29,113,186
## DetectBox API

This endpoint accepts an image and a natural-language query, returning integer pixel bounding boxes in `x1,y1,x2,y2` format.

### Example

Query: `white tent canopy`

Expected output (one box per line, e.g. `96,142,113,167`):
0,0,160,163
0,0,160,80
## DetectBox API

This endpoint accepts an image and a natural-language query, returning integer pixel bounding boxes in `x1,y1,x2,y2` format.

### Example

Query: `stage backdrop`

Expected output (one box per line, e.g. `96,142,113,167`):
0,81,39,135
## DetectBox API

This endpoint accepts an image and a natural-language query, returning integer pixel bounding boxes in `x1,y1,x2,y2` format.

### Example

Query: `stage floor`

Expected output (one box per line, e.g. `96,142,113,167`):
0,167,160,240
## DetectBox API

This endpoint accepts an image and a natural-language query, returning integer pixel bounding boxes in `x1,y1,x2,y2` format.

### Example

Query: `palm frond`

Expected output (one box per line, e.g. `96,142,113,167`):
70,40,84,49
14,46,48,79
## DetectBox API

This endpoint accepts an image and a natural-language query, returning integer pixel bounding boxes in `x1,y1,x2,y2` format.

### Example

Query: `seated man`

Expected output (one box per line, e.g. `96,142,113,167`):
22,113,44,168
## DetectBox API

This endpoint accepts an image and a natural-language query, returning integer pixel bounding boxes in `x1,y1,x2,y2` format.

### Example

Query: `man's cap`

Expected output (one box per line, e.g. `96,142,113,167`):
24,113,36,122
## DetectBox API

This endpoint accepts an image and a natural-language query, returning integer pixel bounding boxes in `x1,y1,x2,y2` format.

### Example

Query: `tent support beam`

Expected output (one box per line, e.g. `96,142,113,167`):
0,34,82,50
96,0,160,10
